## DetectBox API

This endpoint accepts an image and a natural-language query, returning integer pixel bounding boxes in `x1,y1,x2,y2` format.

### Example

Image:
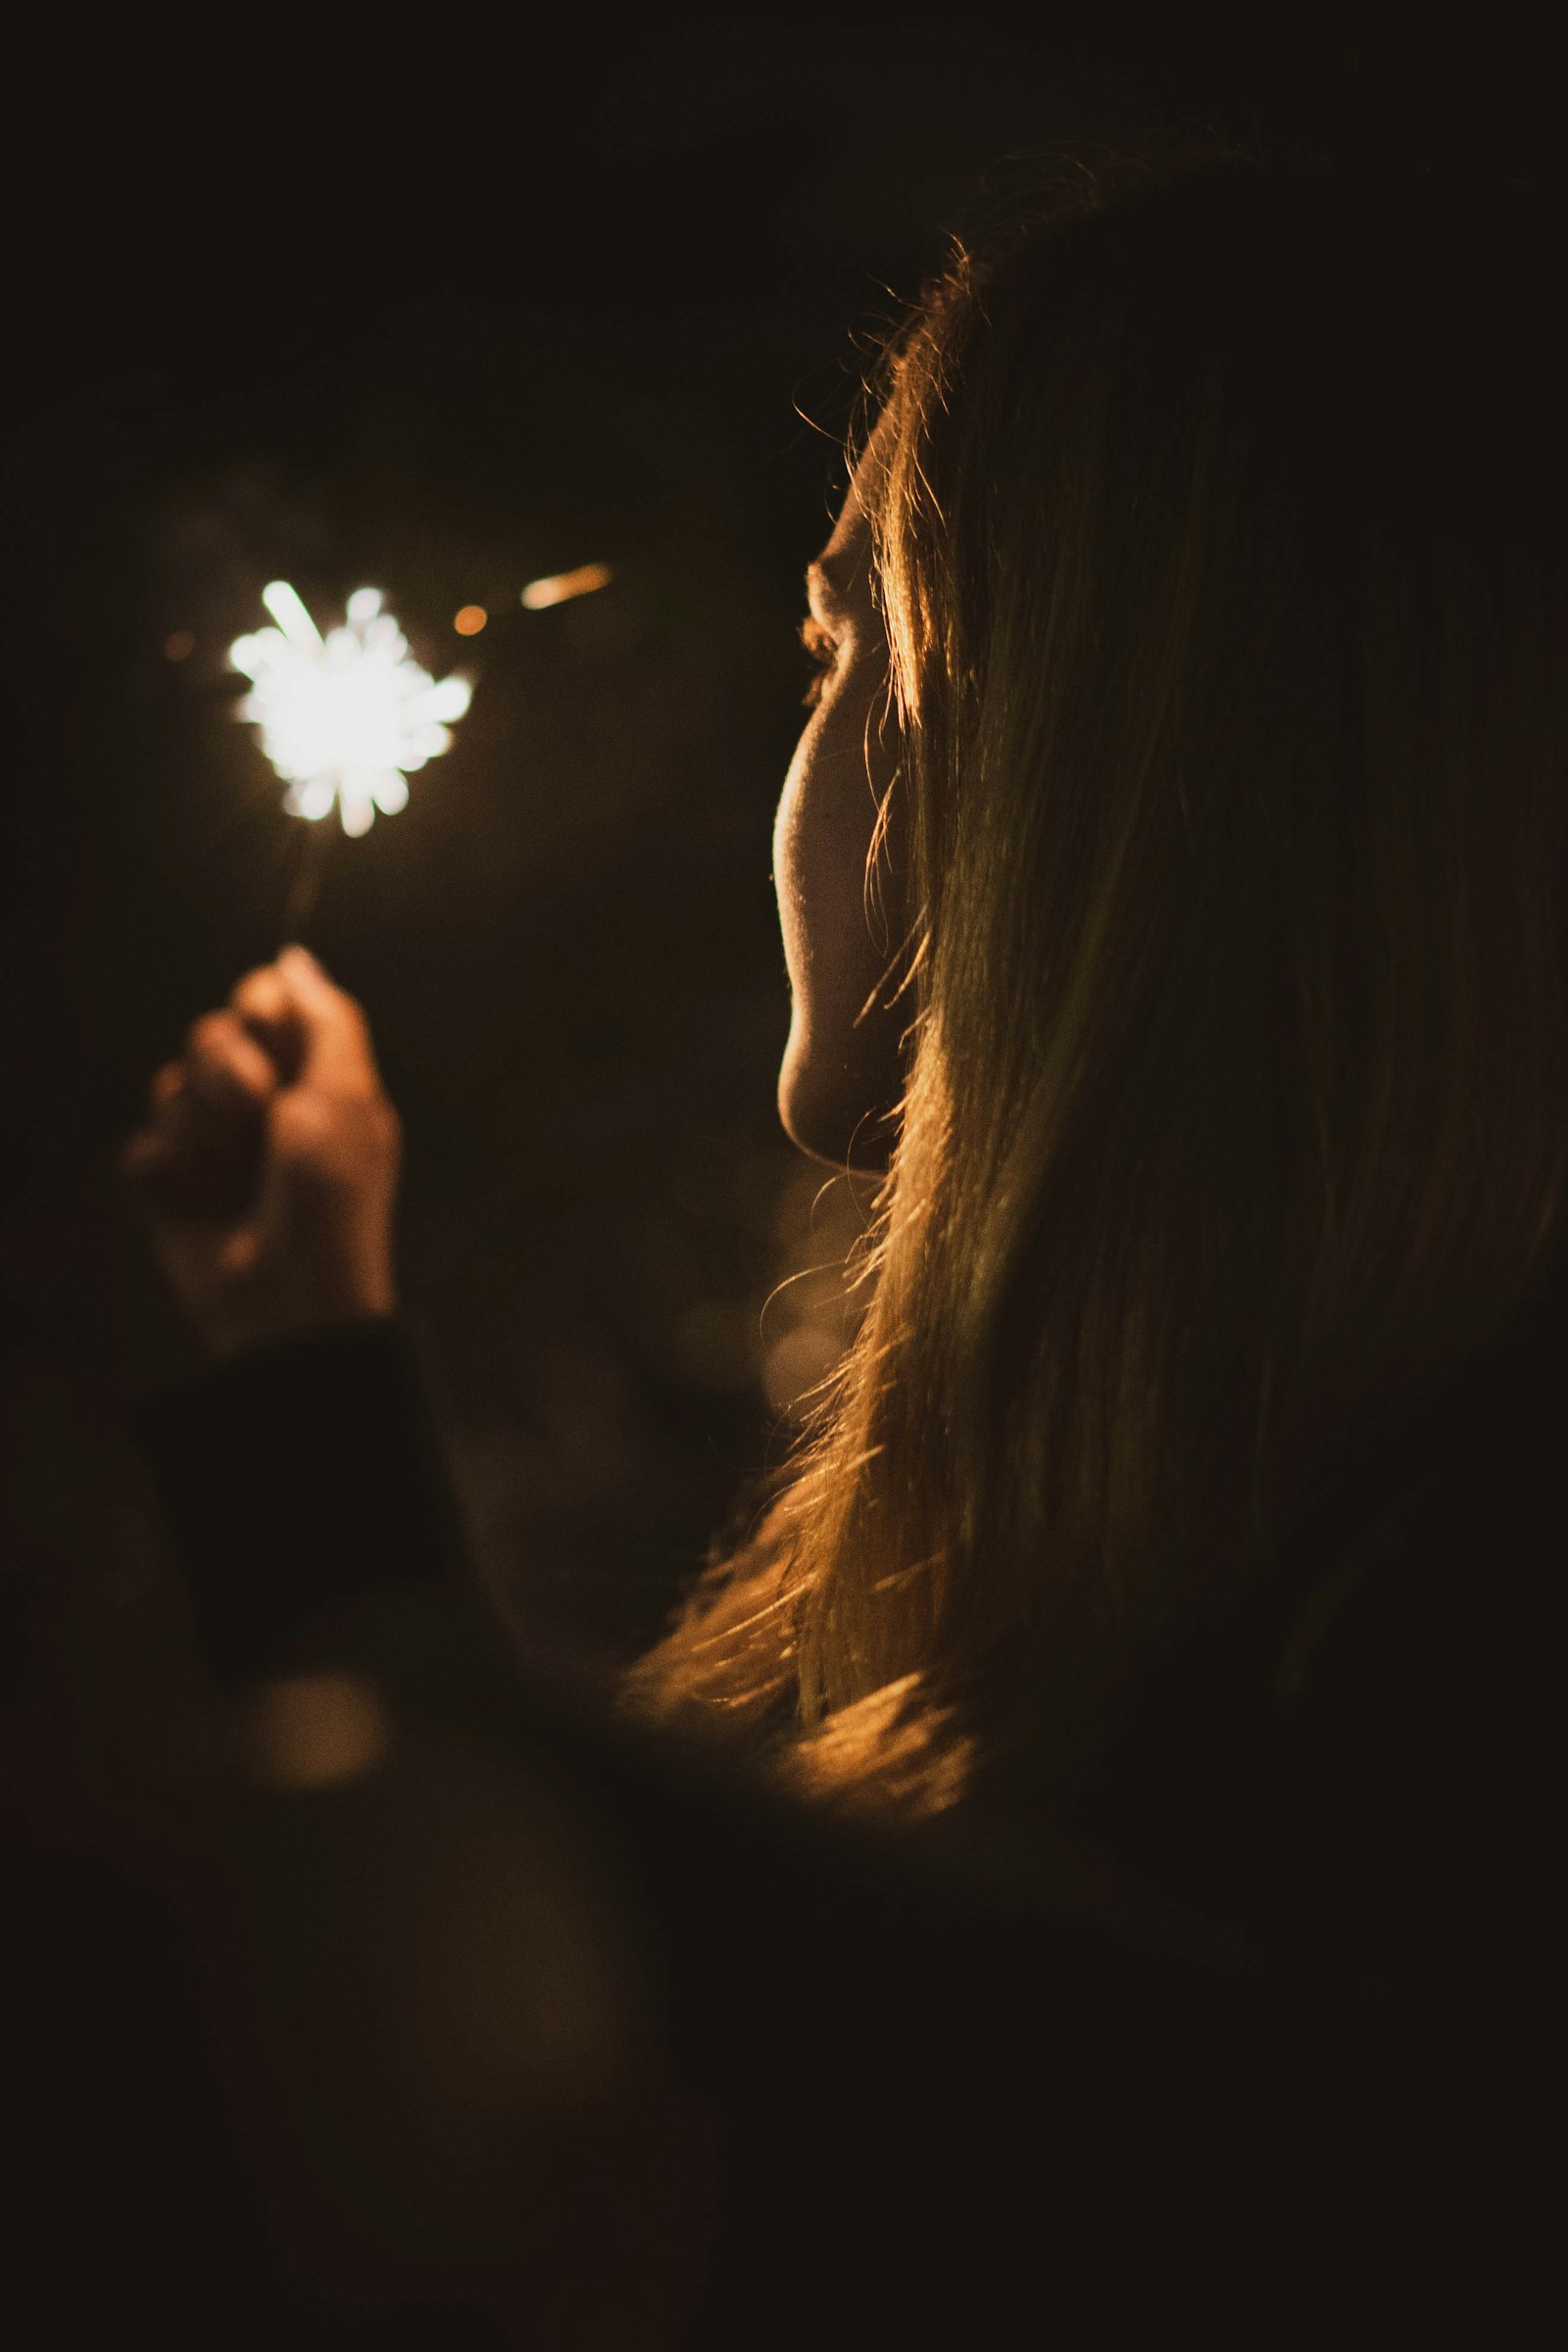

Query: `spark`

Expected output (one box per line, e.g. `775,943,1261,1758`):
520,562,612,610
228,583,472,837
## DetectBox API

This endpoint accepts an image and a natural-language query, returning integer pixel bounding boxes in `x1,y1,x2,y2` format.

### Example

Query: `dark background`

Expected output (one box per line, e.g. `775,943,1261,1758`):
1,14,1563,2334
1,8,1559,1808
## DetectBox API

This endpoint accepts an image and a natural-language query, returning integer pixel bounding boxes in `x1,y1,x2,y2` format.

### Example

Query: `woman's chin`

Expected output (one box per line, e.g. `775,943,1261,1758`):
776,1039,898,1173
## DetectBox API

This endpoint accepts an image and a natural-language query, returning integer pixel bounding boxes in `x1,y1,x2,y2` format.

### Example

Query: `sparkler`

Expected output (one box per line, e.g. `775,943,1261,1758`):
226,562,611,936
229,581,473,933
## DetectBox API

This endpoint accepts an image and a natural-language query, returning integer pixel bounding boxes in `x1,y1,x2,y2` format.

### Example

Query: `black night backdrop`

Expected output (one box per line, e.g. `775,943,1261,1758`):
0,12,1559,2341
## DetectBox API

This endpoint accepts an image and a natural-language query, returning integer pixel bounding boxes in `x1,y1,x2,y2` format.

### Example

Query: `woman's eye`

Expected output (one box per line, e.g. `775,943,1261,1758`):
799,615,839,710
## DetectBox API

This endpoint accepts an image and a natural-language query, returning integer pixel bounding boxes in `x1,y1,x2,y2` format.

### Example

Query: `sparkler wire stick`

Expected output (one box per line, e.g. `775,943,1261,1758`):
280,812,337,944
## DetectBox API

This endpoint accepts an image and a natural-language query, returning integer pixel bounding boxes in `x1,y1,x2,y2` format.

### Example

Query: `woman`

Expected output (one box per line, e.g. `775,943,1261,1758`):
123,133,1564,2331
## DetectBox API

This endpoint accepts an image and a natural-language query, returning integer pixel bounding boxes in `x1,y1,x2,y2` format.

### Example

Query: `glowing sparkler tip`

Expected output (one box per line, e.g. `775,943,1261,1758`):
233,583,472,834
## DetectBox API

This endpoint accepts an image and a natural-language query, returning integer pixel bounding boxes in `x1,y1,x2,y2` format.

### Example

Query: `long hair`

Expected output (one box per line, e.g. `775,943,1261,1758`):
618,131,1568,1834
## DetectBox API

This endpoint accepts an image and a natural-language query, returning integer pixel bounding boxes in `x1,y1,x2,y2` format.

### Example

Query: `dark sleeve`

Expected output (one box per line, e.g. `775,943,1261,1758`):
1266,1486,1555,2289
128,1314,473,1685
1278,1494,1552,1997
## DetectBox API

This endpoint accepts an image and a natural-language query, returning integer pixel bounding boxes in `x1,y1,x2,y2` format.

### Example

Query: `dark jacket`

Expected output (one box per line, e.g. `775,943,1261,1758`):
127,1274,1561,2341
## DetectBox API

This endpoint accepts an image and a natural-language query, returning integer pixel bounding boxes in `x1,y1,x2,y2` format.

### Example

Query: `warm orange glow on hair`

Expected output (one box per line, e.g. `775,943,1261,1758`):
621,132,1568,1839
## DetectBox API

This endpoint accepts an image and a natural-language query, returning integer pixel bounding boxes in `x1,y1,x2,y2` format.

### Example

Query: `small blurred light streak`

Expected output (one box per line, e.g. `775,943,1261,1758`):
453,603,487,635
519,562,612,610
228,581,473,838
238,1670,392,1791
165,628,195,662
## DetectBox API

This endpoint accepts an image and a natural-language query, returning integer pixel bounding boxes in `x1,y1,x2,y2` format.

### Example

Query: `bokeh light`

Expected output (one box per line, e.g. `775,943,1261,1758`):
237,1670,393,1792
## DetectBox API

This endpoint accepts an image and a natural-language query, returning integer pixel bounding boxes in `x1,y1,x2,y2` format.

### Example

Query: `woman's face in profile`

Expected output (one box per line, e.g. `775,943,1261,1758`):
772,452,908,1169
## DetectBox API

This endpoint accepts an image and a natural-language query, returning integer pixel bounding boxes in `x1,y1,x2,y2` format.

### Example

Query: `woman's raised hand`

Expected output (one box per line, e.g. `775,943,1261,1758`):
122,946,402,1359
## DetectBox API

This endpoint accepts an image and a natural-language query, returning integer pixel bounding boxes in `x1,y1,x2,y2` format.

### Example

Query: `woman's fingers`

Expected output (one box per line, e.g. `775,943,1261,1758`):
145,1035,260,1152
124,953,401,1351
228,951,379,1100
121,1120,249,1223
133,957,380,1198
120,1125,169,1190
230,962,306,1081
129,1011,274,1220
183,1010,277,1118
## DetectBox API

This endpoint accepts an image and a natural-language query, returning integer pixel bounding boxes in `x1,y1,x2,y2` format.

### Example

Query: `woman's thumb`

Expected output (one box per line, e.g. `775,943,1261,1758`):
277,942,331,988
275,946,379,1097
